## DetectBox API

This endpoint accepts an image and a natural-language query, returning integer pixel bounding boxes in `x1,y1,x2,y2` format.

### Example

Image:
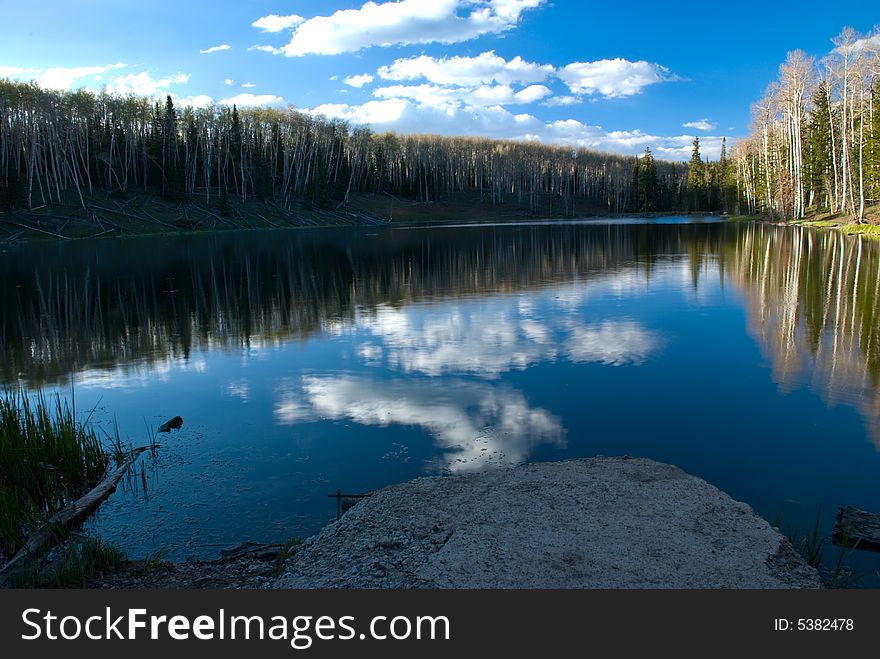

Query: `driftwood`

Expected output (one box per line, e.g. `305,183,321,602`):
216,541,286,562
0,447,149,584
832,506,880,553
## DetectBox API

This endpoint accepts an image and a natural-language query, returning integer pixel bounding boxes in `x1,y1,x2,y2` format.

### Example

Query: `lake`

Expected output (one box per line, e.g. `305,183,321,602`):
2,218,879,583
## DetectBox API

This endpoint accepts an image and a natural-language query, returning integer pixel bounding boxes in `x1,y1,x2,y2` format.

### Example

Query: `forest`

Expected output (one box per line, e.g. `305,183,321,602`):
0,78,738,223
733,27,880,221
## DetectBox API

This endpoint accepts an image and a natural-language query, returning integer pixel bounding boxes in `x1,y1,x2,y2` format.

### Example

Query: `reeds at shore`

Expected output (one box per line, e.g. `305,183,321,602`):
0,390,108,558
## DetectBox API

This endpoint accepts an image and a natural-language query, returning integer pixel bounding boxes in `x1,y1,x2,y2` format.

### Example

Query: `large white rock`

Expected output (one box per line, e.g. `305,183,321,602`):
272,457,823,589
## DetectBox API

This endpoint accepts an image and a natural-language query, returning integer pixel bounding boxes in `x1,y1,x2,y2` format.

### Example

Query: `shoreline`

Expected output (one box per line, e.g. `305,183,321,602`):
88,457,824,589
0,189,743,244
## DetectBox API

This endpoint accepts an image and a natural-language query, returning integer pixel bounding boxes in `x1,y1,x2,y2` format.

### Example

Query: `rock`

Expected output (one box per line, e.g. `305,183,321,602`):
158,416,183,433
271,457,824,589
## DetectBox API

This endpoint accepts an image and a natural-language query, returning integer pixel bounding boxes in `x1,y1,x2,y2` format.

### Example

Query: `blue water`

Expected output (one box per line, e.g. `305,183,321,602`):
2,218,878,583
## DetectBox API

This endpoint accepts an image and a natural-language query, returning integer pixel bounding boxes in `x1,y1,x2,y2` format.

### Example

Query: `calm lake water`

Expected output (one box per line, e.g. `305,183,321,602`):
3,218,880,583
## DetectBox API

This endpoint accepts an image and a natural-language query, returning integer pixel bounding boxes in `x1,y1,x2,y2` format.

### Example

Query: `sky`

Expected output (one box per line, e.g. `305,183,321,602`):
0,0,877,161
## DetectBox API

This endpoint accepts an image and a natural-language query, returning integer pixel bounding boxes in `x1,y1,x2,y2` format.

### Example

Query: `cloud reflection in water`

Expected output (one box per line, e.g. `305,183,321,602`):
274,375,566,473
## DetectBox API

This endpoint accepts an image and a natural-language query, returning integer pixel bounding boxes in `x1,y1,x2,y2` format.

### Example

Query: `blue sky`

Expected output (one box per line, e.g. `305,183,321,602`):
1,1,877,160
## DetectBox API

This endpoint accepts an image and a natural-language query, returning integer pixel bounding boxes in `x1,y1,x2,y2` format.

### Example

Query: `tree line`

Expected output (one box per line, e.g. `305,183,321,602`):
629,138,736,214
0,79,702,217
732,27,880,221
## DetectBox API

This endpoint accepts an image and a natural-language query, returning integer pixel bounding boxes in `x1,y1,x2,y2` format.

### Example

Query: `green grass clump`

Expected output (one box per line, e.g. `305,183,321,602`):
0,390,108,558
8,536,126,588
784,510,864,588
272,538,303,576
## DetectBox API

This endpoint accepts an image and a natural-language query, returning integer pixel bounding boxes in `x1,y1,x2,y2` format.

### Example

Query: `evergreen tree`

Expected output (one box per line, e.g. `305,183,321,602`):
717,138,735,212
640,147,659,212
868,80,880,201
630,157,641,212
161,95,184,198
687,137,705,211
804,81,833,210
230,105,242,197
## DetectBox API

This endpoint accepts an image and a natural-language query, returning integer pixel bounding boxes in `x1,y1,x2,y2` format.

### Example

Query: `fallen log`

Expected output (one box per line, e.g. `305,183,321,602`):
0,447,149,585
832,506,880,553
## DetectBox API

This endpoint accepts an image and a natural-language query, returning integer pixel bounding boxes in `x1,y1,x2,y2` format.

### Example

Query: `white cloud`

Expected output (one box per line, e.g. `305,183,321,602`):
278,0,545,57
310,99,409,125
174,94,214,108
542,95,580,107
853,33,880,52
249,45,284,55
0,63,127,91
343,73,375,88
373,52,672,108
252,13,305,32
224,78,234,86
683,118,716,131
373,82,550,108
218,92,284,107
306,98,728,159
558,59,670,98
200,44,231,54
377,50,553,86
0,65,37,78
104,71,189,97
242,82,256,88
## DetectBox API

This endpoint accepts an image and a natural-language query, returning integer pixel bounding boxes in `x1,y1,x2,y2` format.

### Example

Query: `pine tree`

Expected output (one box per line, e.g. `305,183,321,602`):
868,80,880,201
804,81,833,210
640,147,659,212
630,157,641,212
687,137,705,211
162,95,184,199
230,105,243,198
718,137,735,212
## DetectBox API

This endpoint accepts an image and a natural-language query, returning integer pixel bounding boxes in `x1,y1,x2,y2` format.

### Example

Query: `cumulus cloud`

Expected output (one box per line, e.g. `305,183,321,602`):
276,0,545,57
373,82,550,108
377,50,553,86
852,33,880,52
542,95,581,107
558,59,670,98
343,73,375,88
307,98,727,159
200,44,231,54
218,92,284,107
104,71,189,97
310,99,410,125
224,78,234,86
251,13,305,32
0,62,126,91
174,94,215,108
683,118,716,131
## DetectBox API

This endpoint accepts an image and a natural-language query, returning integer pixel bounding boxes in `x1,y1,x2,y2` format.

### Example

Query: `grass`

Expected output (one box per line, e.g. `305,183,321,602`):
137,547,171,576
0,389,109,558
272,538,303,576
783,510,864,588
786,202,880,240
7,535,127,588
